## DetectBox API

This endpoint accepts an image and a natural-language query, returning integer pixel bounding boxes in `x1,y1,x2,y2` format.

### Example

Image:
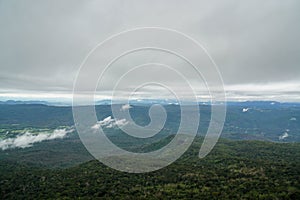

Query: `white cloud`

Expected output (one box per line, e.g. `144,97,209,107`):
120,104,132,111
0,128,74,150
91,116,128,130
290,117,297,121
279,132,289,140
242,108,250,112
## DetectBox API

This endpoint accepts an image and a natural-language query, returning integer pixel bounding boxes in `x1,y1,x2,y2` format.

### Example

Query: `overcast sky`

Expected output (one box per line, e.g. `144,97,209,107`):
0,0,299,102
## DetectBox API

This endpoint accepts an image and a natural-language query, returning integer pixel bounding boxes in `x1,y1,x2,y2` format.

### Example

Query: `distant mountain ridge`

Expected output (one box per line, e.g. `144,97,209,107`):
0,102,300,142
0,100,49,105
2,99,300,107
0,100,70,106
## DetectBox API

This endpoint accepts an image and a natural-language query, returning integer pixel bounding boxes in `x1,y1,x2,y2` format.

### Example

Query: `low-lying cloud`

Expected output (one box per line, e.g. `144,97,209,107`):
279,132,289,140
121,104,132,111
0,128,74,150
242,108,250,113
91,116,128,130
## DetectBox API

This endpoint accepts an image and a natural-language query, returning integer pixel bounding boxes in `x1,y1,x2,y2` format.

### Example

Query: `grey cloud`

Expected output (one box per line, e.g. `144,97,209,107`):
0,0,299,101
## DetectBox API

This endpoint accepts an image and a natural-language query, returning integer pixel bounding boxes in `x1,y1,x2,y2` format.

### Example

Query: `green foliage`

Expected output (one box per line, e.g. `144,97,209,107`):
0,137,299,199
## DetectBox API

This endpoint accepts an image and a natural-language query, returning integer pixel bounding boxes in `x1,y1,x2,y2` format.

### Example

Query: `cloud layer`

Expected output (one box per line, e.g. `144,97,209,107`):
0,128,74,150
0,0,299,101
91,116,128,130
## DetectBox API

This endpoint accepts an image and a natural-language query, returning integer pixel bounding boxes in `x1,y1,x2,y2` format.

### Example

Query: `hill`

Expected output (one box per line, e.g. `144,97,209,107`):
0,137,299,199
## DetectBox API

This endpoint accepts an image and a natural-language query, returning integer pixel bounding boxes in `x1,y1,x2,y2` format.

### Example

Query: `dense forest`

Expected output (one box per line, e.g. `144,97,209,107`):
1,137,299,199
0,103,299,198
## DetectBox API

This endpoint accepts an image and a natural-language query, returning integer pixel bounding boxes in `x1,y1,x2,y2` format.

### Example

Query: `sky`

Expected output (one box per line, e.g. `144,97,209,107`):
0,0,300,102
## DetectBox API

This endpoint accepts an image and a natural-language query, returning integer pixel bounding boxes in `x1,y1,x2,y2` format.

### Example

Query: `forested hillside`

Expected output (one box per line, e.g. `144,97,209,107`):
1,137,299,199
